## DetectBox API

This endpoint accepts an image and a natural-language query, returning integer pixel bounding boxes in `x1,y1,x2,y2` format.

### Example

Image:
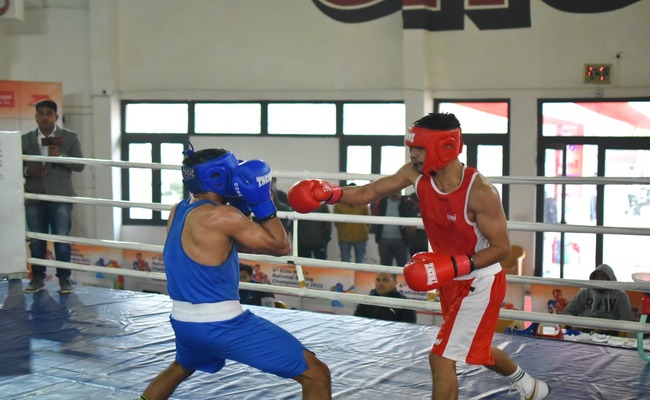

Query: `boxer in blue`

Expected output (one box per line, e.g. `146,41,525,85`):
140,147,331,400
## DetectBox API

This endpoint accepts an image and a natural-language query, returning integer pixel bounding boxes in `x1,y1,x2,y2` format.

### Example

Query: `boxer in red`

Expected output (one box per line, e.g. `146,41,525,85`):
288,113,550,400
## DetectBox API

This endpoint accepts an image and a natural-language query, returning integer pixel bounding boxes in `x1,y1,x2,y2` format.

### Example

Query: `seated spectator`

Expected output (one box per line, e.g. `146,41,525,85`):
239,263,275,307
354,272,416,323
563,263,633,336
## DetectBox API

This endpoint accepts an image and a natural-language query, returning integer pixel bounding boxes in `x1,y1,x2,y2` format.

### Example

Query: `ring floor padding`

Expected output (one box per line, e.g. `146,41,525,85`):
1,279,649,399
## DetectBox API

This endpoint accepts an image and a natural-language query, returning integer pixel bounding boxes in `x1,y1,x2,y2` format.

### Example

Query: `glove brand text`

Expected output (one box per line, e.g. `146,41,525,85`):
424,262,438,285
257,173,271,187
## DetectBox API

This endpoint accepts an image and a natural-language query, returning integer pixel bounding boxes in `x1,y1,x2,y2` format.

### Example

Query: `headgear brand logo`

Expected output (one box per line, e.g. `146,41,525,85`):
257,173,271,188
0,91,15,107
405,131,415,143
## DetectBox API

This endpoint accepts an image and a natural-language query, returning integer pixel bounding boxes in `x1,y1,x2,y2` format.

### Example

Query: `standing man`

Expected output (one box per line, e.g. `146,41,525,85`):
354,272,416,323
288,113,549,400
297,203,332,260
371,191,410,266
140,148,330,400
22,100,84,294
333,183,370,263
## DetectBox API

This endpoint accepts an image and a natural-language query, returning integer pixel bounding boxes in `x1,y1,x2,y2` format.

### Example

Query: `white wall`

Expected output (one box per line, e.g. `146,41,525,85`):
2,0,649,273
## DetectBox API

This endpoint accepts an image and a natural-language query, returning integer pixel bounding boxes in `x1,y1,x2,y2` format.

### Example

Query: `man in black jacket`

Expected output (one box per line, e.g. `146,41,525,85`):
354,273,416,323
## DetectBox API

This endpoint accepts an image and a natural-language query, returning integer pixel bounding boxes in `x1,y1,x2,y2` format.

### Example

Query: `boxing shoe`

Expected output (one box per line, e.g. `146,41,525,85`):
58,278,74,294
513,378,550,400
24,277,45,293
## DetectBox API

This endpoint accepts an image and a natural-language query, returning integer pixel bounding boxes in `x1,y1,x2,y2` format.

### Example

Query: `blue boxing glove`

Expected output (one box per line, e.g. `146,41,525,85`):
228,197,252,217
232,159,277,221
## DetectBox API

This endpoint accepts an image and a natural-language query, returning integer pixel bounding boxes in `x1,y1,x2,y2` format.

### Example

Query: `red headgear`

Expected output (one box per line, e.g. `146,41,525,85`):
405,126,463,176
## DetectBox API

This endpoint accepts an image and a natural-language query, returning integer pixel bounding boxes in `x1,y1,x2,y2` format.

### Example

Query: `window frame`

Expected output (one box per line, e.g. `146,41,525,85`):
534,97,650,277
434,99,511,216
121,100,406,225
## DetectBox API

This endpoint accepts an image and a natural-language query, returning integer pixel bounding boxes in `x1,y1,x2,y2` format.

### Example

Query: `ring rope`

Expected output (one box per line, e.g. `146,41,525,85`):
23,193,650,237
20,155,650,340
23,155,650,185
26,232,650,293
24,255,650,335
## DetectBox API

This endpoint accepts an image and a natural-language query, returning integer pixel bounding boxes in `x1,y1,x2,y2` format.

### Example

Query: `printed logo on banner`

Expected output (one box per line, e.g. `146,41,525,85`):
0,91,15,107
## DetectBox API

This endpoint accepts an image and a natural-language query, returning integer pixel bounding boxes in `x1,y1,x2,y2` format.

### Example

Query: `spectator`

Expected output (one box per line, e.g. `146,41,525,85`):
271,177,289,205
22,100,85,294
563,264,634,336
399,192,429,256
333,184,370,263
272,187,293,234
297,203,332,260
354,273,416,323
372,191,409,266
239,263,275,307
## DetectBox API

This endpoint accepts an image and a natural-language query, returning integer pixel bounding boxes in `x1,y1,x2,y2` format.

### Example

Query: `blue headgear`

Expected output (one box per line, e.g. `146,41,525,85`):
181,145,239,197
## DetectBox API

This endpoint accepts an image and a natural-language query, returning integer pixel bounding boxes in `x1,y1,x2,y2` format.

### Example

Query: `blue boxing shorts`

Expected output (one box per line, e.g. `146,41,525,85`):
170,309,309,378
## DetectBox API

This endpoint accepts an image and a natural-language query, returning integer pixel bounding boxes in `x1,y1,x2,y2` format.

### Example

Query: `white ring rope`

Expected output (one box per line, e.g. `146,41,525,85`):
20,155,650,336
22,256,650,335
21,192,650,237
23,155,650,185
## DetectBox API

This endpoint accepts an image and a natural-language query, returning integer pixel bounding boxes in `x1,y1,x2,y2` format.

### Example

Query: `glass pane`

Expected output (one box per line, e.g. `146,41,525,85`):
542,100,650,137
477,145,503,197
543,232,596,280
268,103,336,135
557,233,595,280
128,143,153,219
125,103,188,133
437,102,508,134
541,145,598,278
380,146,406,175
346,146,371,186
343,103,405,135
160,143,185,220
603,149,650,281
195,103,261,134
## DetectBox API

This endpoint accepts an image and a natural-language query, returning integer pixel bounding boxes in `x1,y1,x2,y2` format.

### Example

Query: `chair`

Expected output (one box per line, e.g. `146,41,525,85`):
274,300,289,309
500,245,526,275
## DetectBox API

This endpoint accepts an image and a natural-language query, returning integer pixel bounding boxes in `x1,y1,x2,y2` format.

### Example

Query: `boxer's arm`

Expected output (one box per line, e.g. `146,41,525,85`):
339,163,417,205
468,175,510,268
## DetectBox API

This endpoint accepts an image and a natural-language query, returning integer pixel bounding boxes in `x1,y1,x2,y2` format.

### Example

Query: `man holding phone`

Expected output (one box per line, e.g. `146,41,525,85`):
22,100,85,294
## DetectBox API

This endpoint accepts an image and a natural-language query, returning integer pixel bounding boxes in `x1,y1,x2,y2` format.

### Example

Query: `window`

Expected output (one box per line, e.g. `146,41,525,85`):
536,98,650,280
435,100,511,213
339,102,406,185
122,100,406,225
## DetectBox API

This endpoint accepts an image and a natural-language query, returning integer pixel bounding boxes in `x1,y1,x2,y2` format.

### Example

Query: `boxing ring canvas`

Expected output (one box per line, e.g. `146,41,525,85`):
2,279,649,400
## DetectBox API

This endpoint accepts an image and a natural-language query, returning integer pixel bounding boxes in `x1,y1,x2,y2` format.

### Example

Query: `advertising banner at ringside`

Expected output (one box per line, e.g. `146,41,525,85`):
71,244,125,290
0,131,27,275
0,80,62,132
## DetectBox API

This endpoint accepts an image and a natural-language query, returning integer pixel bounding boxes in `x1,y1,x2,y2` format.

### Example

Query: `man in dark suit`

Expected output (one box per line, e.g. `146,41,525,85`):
22,100,85,294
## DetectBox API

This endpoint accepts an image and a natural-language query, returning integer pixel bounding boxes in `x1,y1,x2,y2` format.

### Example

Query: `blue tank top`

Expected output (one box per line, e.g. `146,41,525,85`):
164,197,240,304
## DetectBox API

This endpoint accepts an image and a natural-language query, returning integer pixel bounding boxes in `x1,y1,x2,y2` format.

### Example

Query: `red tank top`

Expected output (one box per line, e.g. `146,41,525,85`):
415,165,488,256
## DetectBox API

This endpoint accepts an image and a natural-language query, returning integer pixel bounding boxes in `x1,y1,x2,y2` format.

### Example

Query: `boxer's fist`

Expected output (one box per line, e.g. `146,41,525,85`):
287,179,342,213
232,160,277,221
403,252,474,291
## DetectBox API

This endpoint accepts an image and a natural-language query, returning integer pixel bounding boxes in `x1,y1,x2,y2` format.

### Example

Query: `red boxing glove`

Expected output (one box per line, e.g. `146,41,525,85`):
287,179,342,214
404,252,475,291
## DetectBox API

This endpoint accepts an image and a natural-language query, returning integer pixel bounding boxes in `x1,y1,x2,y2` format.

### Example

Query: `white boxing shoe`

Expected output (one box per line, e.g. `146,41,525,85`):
513,378,550,400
